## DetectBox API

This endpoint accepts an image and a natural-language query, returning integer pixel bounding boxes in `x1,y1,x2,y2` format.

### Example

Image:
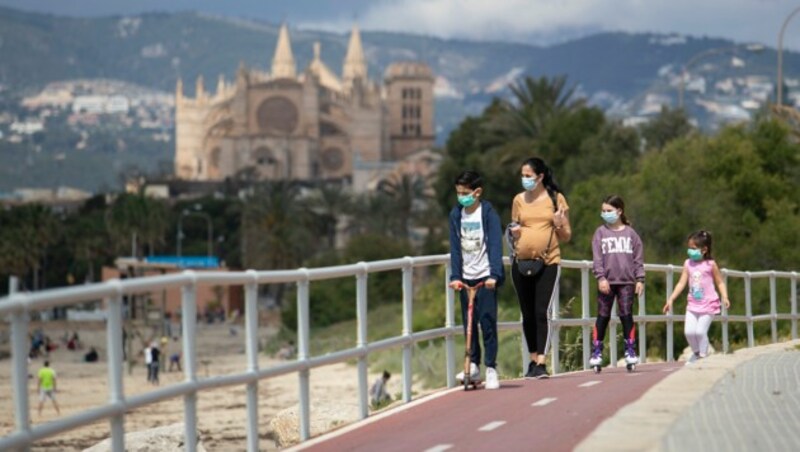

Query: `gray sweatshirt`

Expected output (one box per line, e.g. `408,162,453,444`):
591,225,645,284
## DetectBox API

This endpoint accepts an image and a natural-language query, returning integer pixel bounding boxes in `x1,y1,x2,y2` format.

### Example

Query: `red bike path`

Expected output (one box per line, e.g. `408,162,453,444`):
296,362,682,452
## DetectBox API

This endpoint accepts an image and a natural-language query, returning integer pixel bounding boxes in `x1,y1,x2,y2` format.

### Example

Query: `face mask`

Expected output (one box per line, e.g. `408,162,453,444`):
458,192,476,207
521,177,537,191
687,248,703,261
601,211,619,224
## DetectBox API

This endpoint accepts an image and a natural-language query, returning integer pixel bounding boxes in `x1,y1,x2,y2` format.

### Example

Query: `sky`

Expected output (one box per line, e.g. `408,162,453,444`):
3,0,800,50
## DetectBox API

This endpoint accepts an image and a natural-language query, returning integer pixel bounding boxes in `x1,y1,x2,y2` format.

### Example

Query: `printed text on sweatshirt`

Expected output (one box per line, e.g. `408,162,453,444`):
591,225,645,284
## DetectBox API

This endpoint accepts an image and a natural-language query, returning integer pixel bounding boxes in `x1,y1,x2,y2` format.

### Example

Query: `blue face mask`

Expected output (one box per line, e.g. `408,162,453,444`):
601,211,619,224
457,192,476,207
687,248,703,261
521,177,537,191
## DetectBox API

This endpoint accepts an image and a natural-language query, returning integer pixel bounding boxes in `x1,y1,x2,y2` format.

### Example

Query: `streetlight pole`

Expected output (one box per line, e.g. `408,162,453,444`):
777,6,800,107
679,44,764,109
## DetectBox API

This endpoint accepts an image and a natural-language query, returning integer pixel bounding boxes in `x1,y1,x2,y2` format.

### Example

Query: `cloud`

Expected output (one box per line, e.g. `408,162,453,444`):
303,0,800,50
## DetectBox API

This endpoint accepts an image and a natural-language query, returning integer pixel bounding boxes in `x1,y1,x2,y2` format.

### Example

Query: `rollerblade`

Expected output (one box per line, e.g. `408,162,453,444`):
589,340,603,373
624,338,639,372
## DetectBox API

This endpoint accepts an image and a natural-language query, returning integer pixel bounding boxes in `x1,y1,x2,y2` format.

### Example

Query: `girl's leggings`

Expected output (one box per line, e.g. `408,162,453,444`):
684,311,713,357
593,284,636,343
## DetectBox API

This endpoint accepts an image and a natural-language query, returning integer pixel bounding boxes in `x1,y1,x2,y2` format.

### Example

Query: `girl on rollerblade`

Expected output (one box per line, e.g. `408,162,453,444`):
663,230,730,365
589,195,645,372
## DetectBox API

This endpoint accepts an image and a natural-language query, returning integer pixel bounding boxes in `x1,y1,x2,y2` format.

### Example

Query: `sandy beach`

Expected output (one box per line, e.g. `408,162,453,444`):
0,319,405,451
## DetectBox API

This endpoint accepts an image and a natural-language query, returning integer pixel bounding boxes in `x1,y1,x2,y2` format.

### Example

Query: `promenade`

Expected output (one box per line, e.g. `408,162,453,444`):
294,340,800,451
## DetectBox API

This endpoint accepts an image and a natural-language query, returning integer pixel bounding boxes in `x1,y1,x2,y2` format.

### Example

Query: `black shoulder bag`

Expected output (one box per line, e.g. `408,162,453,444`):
514,192,558,277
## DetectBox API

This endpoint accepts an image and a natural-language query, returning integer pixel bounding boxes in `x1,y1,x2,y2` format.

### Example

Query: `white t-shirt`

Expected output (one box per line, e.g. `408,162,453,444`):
460,205,490,280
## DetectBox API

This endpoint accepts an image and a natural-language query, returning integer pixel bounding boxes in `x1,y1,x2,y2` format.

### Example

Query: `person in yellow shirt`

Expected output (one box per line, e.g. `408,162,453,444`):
37,360,60,417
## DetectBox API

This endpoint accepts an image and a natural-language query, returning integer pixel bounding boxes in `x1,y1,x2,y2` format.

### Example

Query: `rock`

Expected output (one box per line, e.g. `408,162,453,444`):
83,422,207,452
269,402,359,447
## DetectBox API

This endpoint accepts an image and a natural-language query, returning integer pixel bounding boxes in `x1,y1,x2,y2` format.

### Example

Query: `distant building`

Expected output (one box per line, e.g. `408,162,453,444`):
72,95,130,114
9,120,44,135
174,24,435,185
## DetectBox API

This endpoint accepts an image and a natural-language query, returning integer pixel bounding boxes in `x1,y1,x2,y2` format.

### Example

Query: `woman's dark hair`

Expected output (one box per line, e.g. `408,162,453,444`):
688,230,713,259
454,170,483,190
603,195,630,225
522,157,562,196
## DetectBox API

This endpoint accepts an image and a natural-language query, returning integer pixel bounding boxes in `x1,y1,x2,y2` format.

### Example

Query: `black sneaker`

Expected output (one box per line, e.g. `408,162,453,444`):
533,363,549,379
524,361,537,379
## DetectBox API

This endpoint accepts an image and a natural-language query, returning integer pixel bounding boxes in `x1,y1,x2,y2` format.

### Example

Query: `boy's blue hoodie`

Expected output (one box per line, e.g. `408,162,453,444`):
448,200,505,286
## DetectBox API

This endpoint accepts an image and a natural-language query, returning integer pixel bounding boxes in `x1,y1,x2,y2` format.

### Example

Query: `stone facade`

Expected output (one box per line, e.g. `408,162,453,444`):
174,24,435,184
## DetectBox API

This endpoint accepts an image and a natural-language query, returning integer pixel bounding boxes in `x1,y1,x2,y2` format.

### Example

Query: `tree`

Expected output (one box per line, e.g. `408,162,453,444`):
241,181,321,307
0,204,60,290
640,106,693,151
499,75,587,139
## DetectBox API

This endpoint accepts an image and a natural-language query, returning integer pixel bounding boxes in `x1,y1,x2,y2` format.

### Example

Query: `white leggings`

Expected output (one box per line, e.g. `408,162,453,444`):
684,311,713,357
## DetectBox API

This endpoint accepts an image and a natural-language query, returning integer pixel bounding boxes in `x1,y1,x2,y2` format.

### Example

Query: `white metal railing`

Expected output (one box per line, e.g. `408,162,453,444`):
1,256,797,451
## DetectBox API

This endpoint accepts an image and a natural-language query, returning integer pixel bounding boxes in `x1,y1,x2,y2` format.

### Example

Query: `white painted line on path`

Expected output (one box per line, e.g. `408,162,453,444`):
424,445,453,452
478,421,507,432
531,397,557,407
579,380,602,388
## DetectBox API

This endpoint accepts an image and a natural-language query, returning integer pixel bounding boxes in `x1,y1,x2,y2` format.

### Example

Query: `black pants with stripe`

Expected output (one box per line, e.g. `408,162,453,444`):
511,262,559,355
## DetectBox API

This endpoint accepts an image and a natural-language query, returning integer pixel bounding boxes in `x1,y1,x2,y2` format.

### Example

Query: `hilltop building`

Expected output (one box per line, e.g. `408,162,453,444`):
174,24,435,187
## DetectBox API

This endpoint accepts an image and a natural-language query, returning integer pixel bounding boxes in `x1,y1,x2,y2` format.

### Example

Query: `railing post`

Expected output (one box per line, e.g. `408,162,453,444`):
356,263,369,419
181,274,198,452
106,289,125,452
791,272,798,340
444,262,455,388
581,265,590,370
244,272,260,452
401,257,413,403
745,272,754,348
9,276,31,451
666,266,674,362
721,270,729,354
637,279,647,364
550,271,560,375
769,272,778,343
296,269,311,441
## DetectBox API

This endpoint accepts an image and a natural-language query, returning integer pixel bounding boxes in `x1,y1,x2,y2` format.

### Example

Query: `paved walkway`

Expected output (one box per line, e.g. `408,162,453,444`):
288,340,799,451
577,339,800,452
292,363,681,452
661,350,800,452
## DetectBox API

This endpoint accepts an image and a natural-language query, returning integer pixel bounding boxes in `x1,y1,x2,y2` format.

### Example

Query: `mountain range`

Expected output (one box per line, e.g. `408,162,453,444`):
1,6,799,191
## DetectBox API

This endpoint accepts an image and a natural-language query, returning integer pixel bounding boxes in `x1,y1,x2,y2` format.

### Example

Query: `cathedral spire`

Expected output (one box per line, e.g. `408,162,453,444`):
343,23,367,85
271,23,296,79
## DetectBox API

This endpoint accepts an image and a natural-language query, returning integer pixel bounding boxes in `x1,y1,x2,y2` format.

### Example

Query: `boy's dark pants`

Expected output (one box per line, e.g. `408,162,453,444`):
459,278,498,369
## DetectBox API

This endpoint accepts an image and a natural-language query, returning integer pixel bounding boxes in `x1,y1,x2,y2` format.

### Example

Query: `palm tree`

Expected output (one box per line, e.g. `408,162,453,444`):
0,204,60,290
377,173,431,238
499,75,586,139
106,193,169,257
241,181,320,307
307,181,352,250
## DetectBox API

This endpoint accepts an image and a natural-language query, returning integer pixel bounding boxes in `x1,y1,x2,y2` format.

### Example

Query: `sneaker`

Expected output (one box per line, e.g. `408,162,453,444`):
524,361,537,379
456,362,479,381
685,352,700,366
485,367,500,389
532,363,549,379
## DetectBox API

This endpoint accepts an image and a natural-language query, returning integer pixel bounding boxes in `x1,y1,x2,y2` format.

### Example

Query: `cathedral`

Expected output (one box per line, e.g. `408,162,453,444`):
174,24,436,184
